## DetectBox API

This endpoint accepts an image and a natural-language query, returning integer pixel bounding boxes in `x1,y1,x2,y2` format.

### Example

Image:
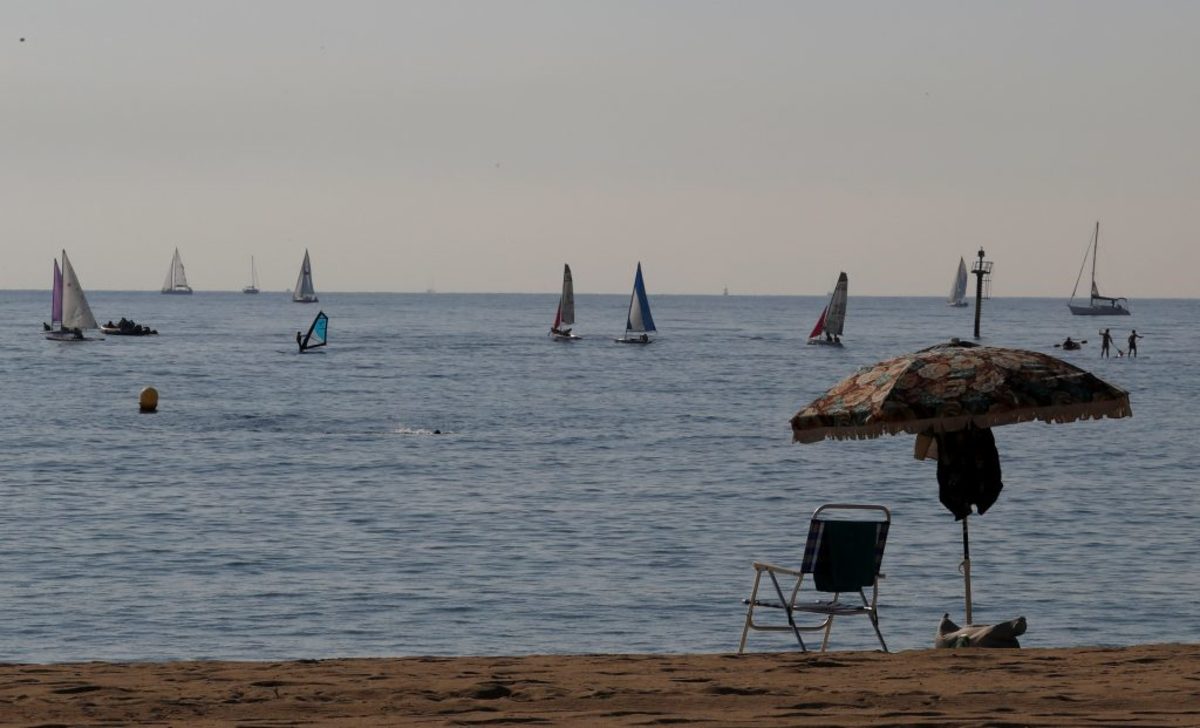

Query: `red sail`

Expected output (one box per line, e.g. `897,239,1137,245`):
808,305,828,339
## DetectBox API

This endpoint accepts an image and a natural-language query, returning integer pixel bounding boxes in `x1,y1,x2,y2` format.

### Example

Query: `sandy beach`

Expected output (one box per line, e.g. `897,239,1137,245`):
1,643,1196,726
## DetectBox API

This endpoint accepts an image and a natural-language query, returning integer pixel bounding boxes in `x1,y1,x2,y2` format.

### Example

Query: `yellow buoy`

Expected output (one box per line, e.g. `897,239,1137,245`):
139,386,159,413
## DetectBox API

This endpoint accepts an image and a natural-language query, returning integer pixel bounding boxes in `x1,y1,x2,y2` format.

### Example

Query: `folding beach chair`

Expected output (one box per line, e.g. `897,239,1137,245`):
738,503,890,654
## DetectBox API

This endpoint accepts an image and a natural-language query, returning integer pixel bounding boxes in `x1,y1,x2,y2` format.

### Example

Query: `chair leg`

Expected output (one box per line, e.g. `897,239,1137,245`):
861,588,888,653
870,611,888,653
766,571,807,652
738,571,763,655
820,614,835,652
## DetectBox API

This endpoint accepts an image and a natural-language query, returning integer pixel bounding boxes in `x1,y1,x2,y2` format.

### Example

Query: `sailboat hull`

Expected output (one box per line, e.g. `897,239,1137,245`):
551,332,581,341
242,287,259,294
45,329,93,341
806,338,844,347
947,301,969,308
1069,303,1130,316
614,337,652,344
162,288,193,295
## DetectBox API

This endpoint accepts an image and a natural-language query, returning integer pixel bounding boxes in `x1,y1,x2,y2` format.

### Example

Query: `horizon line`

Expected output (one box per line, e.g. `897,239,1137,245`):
3,288,1195,301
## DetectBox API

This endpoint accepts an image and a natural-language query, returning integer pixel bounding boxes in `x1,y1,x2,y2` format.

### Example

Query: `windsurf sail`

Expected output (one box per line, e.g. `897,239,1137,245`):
298,310,328,351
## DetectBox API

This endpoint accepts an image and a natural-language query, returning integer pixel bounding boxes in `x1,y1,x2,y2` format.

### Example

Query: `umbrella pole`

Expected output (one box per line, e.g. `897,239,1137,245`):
961,516,973,624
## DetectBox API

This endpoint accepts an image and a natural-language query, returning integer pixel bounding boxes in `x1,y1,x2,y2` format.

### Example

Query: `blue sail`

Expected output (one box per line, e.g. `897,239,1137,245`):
626,263,657,334
299,310,328,351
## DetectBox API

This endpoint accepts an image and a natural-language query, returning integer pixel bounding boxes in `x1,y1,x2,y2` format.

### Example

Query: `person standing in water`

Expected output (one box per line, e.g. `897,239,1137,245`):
1127,330,1142,357
1099,328,1115,358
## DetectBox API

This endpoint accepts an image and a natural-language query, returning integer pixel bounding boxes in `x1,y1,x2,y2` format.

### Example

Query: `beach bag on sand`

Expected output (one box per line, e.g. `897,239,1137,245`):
935,613,1026,648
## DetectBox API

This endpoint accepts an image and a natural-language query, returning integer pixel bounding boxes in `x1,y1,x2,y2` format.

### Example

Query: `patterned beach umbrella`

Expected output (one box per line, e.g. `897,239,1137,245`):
790,341,1131,624
791,342,1131,444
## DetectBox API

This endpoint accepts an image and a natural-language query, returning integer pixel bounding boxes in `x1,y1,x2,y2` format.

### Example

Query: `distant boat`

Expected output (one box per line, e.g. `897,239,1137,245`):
292,249,319,303
615,262,656,344
297,310,328,352
1069,221,1129,316
807,272,848,346
45,251,99,341
948,257,969,307
550,264,580,341
242,256,260,294
161,248,193,294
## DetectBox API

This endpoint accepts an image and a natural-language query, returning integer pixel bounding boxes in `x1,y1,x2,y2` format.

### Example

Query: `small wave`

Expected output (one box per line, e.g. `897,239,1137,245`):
391,426,453,436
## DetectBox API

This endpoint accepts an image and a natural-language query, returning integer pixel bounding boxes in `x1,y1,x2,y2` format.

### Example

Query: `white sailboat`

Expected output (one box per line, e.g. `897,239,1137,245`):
807,272,848,346
242,256,260,294
615,262,656,344
292,249,319,303
161,248,193,294
549,264,580,340
45,251,100,341
1069,221,1129,315
947,257,969,307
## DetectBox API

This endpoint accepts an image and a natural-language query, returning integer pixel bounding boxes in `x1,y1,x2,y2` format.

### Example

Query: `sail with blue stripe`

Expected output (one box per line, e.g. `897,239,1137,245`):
298,310,328,352
617,262,656,343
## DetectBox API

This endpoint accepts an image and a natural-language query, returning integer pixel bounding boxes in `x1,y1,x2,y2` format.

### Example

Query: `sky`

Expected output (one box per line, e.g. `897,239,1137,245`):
3,1,1198,296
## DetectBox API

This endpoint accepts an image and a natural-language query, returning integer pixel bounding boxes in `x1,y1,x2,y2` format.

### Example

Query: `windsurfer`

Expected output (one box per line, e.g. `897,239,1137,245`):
296,331,304,351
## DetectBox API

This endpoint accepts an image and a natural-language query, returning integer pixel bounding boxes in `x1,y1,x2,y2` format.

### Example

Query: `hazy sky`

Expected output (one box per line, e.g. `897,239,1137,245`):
4,1,1197,296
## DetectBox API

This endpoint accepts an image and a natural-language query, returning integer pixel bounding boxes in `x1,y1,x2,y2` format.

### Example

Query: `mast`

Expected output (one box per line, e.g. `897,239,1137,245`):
1091,221,1099,297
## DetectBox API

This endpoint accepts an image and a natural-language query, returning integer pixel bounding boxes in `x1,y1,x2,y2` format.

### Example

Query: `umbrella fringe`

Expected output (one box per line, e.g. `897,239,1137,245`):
791,397,1132,443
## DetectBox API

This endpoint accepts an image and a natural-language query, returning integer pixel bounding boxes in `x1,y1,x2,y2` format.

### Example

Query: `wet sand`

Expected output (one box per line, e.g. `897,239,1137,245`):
1,643,1197,726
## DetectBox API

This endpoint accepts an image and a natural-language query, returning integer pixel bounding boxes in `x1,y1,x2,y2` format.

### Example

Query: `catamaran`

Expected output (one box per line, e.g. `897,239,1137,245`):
807,272,848,346
297,310,328,352
615,262,656,344
242,256,260,294
292,249,318,303
1069,221,1129,315
947,257,969,307
161,248,193,294
550,264,580,340
45,251,100,341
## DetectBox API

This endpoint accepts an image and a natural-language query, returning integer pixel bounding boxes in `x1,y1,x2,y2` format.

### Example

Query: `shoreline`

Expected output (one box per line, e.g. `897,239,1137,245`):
2,643,1197,726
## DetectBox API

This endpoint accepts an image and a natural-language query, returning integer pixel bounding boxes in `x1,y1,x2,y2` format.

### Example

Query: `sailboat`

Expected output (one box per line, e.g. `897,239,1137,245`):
1069,221,1129,315
947,257,969,307
242,256,260,294
45,251,100,341
292,249,319,303
297,310,328,352
549,264,580,341
615,262,656,344
161,248,193,294
807,272,848,346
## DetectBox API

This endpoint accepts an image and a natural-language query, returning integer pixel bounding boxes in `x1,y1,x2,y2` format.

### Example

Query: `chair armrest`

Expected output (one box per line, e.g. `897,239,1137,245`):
752,561,803,578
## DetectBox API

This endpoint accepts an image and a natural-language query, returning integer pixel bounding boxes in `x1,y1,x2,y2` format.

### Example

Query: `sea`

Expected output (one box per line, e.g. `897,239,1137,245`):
1,290,1196,662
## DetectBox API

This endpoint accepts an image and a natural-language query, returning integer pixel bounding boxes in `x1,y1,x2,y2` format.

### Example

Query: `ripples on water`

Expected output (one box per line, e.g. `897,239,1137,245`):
1,291,1196,661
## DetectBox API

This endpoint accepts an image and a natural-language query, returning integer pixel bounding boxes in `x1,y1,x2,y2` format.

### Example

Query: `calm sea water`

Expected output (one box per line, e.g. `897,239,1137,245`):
1,290,1196,661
